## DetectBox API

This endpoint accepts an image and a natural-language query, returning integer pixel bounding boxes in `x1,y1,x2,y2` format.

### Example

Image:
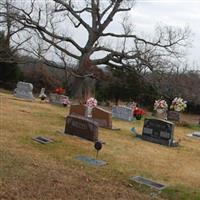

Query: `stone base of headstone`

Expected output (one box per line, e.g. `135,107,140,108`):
75,155,107,166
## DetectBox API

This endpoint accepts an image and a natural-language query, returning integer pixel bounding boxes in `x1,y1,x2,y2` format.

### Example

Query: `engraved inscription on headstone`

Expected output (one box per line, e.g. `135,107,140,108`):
69,104,87,117
112,106,133,121
65,115,98,142
167,111,180,122
142,118,176,146
92,107,112,128
14,81,35,100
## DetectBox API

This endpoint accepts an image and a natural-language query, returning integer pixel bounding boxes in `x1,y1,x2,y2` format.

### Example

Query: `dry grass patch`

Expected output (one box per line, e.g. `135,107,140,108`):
0,91,200,200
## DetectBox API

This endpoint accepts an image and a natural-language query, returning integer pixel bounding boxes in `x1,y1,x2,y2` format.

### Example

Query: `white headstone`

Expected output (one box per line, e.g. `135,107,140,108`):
39,88,47,98
14,81,35,100
112,106,133,121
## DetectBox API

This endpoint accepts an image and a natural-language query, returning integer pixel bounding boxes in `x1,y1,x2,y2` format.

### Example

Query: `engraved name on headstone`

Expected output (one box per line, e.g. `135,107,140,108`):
142,118,176,146
14,81,35,100
112,106,133,121
92,107,112,129
65,115,98,142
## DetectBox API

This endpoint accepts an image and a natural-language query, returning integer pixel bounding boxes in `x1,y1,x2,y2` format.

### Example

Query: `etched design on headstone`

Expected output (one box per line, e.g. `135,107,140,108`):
112,106,133,121
142,118,177,146
65,115,98,142
14,81,35,100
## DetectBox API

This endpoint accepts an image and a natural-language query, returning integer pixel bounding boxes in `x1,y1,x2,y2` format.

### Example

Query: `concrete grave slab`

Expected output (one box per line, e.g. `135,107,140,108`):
130,176,167,190
75,155,107,166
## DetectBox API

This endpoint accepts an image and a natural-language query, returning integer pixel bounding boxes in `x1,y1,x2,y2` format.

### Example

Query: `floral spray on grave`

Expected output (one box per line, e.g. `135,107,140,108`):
86,97,98,117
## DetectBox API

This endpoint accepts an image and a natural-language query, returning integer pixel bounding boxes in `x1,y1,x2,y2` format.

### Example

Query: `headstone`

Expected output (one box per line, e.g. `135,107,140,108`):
142,118,177,147
39,88,47,99
49,93,68,105
167,111,180,122
92,107,112,129
112,106,133,121
14,81,34,100
65,115,98,142
69,104,87,117
187,132,200,139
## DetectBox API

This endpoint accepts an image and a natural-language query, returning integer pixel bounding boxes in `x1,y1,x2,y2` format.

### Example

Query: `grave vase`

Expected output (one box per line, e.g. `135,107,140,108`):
86,106,93,117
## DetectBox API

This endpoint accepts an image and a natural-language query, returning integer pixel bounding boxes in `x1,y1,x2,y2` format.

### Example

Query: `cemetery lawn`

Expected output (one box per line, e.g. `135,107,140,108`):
1,91,200,200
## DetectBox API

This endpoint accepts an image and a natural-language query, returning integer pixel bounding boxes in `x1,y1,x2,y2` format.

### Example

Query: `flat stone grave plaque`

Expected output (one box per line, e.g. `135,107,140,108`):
69,104,87,117
187,132,200,139
142,118,177,147
14,81,35,100
130,176,167,190
167,111,180,122
32,136,54,144
112,106,133,121
75,155,107,166
65,115,98,142
92,107,112,129
49,93,68,105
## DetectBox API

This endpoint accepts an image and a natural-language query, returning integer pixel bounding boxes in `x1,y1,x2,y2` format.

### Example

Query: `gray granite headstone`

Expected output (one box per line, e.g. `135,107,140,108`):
75,155,107,166
14,81,34,100
49,93,68,105
167,111,180,122
142,118,177,147
112,106,133,121
39,88,47,99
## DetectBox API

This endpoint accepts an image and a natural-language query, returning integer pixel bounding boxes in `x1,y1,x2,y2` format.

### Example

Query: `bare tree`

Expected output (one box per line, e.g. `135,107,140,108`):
0,0,191,101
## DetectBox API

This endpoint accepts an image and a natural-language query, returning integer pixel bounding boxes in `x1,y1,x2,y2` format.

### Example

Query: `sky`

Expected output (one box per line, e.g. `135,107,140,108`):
130,0,200,67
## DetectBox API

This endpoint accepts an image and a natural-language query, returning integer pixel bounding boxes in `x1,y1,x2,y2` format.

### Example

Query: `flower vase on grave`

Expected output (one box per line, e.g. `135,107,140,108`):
157,109,164,114
87,106,93,118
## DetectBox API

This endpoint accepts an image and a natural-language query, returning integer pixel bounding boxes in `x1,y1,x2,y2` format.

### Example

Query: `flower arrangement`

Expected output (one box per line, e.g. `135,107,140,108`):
55,87,65,95
134,107,145,120
154,99,168,111
62,97,70,107
86,97,97,108
170,97,187,112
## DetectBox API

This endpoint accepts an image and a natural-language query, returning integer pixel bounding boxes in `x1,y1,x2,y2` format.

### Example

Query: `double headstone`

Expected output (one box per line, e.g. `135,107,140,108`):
65,115,98,142
112,106,133,121
142,118,177,147
14,81,35,100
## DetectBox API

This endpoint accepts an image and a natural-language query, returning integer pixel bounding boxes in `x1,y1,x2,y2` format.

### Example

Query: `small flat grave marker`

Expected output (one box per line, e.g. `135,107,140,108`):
75,155,107,166
32,136,54,144
130,176,167,190
187,132,200,140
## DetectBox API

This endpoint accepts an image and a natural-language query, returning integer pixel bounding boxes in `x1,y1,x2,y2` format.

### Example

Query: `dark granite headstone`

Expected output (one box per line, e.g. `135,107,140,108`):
92,107,112,129
65,115,98,142
142,118,176,146
167,111,180,122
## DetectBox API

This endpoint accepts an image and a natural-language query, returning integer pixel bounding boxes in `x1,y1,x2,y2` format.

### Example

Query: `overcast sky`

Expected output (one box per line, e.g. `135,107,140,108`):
130,0,200,66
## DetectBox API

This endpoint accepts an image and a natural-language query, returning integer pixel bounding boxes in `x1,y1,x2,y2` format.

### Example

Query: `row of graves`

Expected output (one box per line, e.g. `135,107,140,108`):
13,81,200,191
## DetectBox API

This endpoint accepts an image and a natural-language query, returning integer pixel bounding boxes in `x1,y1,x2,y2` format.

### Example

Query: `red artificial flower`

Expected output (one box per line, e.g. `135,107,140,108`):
55,87,65,94
134,107,145,116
